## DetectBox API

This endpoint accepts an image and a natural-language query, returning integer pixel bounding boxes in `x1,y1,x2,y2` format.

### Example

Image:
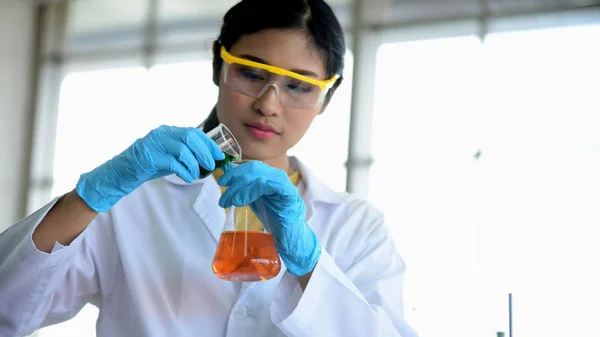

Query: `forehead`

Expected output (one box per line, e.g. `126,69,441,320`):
229,29,326,79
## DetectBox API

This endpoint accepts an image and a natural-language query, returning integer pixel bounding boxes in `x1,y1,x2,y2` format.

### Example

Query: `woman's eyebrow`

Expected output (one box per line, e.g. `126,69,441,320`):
240,54,320,78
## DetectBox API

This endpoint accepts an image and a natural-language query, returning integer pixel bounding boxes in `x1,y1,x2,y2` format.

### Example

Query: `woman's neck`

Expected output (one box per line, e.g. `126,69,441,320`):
259,155,292,174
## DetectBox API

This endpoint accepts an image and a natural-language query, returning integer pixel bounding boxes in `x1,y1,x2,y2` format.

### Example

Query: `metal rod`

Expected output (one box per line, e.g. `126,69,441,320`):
142,0,159,68
509,293,513,337
345,0,365,194
20,3,45,219
25,1,69,212
477,0,490,40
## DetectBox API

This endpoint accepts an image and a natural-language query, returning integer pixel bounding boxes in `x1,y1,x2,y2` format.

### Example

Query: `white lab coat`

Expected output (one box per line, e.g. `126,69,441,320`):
0,157,417,337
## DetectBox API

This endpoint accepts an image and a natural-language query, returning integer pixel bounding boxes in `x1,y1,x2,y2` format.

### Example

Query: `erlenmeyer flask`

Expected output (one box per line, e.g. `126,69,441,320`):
200,123,242,178
212,202,281,282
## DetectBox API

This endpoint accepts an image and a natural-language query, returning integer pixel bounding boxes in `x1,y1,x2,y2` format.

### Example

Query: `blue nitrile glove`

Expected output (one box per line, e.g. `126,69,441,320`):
76,125,225,212
217,161,321,277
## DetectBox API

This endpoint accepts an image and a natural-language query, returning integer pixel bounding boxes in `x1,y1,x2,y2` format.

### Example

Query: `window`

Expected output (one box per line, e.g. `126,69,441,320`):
370,25,600,337
370,35,483,337
475,24,600,337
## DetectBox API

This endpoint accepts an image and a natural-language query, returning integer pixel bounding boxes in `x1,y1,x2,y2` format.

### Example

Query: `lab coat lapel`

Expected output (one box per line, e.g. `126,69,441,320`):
290,156,345,220
192,177,225,244
163,174,224,244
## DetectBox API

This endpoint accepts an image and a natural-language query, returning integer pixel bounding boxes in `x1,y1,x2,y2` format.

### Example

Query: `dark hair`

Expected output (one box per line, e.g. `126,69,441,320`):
201,0,346,132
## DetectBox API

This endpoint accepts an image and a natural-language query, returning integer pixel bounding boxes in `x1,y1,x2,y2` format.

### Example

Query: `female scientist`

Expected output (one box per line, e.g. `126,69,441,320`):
0,0,417,336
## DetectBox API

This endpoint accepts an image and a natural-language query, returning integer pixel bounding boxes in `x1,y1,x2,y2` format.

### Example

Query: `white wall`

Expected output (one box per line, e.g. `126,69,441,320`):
0,1,36,230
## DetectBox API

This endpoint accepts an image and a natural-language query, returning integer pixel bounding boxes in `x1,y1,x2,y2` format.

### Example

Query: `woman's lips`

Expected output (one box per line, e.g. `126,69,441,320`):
246,124,277,140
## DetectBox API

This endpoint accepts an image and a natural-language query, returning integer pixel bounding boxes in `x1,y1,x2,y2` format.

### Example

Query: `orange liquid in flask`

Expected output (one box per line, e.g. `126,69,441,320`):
212,231,281,282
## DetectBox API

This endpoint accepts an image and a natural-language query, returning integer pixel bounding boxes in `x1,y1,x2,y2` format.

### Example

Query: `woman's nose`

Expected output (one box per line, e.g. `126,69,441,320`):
253,83,282,116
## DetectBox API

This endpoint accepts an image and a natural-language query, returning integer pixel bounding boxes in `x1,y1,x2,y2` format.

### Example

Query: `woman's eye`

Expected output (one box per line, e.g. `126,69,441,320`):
287,82,313,93
239,69,265,80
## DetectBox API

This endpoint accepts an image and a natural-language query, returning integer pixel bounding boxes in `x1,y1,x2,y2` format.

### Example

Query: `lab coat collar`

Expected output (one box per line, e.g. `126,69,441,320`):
287,156,345,205
162,156,345,243
163,156,345,205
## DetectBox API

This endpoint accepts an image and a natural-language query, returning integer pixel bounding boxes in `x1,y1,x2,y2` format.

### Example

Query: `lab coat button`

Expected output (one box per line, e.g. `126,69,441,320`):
234,306,248,318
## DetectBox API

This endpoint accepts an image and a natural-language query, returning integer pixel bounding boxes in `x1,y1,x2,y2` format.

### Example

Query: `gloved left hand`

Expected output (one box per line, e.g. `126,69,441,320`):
217,161,321,277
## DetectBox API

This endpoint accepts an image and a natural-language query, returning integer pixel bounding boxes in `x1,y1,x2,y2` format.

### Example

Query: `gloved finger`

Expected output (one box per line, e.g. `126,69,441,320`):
175,127,225,162
218,163,273,196
218,176,266,208
217,164,250,187
168,159,195,183
178,129,220,171
159,135,200,180
217,161,273,186
191,128,226,161
249,199,274,225
219,167,297,203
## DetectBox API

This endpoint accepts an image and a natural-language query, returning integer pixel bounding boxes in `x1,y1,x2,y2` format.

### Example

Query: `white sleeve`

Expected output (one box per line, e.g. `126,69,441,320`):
270,216,418,337
0,197,117,337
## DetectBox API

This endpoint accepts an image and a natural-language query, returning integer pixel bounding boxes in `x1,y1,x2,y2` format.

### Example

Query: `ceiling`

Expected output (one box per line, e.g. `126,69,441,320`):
64,0,600,44
67,0,351,36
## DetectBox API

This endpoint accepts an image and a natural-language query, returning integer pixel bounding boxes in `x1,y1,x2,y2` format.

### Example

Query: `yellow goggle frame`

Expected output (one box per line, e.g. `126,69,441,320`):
220,46,340,91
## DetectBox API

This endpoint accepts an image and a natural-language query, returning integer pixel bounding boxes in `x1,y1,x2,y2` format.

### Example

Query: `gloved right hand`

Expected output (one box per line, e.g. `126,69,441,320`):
75,125,225,212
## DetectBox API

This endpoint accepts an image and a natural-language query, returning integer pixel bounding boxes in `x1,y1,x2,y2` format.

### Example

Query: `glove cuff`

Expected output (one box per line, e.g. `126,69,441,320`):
75,162,141,213
75,174,114,213
282,227,322,277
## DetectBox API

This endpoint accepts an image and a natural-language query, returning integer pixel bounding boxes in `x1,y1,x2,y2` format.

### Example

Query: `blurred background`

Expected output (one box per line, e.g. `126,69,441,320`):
1,0,600,336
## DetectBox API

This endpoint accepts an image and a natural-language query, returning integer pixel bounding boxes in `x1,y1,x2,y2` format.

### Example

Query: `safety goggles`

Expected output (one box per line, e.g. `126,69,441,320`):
220,46,340,109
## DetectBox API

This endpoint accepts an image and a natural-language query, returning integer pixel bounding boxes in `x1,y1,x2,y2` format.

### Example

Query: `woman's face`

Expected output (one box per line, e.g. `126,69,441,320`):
216,29,328,165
